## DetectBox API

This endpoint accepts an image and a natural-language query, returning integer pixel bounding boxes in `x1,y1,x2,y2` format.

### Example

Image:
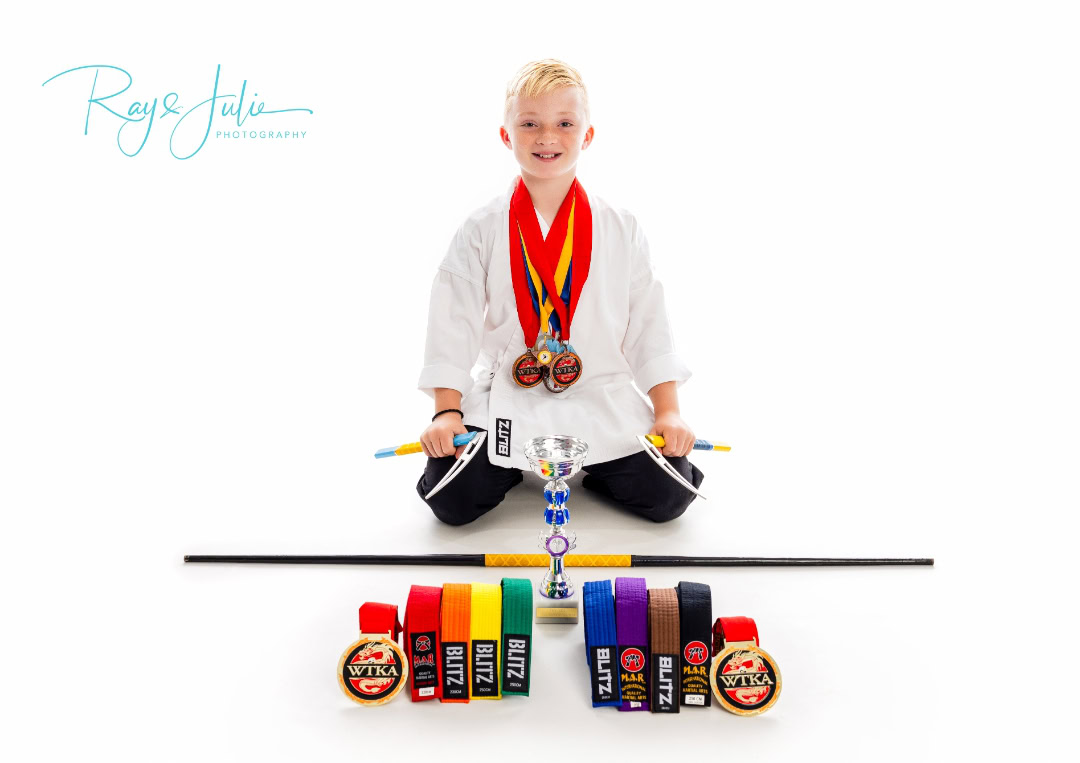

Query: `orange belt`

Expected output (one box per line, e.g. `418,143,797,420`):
439,583,471,703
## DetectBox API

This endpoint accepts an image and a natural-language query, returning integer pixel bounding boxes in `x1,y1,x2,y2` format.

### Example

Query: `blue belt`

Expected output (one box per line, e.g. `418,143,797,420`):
583,579,622,707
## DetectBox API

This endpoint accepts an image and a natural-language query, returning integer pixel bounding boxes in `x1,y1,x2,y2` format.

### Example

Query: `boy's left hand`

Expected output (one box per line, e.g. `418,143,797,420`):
649,412,695,457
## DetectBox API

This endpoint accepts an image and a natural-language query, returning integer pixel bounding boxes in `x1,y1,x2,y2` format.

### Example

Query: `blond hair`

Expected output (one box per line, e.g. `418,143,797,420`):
504,59,590,123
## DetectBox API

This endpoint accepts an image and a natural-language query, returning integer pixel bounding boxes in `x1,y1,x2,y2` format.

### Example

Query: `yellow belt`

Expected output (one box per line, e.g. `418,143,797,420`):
470,583,502,700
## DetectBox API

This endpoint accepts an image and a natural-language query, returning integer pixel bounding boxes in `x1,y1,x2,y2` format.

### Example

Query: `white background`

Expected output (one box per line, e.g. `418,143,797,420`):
3,1,1077,760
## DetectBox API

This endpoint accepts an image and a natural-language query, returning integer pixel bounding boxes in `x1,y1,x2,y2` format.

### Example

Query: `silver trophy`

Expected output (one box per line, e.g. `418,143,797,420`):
524,435,588,622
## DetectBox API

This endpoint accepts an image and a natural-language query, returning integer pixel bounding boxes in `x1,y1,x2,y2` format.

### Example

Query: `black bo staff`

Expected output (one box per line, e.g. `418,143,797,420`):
183,554,934,567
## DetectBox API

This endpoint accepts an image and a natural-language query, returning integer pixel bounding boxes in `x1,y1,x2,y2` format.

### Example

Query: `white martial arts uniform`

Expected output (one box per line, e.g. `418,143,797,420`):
417,176,692,471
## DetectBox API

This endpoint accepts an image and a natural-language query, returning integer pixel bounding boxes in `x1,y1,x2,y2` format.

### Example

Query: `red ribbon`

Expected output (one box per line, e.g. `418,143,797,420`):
359,602,402,639
712,616,759,653
508,176,592,345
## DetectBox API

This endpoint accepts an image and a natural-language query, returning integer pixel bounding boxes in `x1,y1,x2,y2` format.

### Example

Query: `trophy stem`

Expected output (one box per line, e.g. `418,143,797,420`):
539,477,575,599
524,435,588,622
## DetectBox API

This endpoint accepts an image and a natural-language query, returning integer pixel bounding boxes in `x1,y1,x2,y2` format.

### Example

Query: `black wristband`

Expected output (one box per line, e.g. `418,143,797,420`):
432,408,464,422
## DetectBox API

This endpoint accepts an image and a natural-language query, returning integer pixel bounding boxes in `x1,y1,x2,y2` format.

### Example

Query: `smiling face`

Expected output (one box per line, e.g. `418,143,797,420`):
501,86,594,182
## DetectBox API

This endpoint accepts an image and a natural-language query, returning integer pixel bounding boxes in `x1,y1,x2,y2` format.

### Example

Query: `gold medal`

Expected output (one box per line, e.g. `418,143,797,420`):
339,603,409,706
709,617,782,715
338,635,409,706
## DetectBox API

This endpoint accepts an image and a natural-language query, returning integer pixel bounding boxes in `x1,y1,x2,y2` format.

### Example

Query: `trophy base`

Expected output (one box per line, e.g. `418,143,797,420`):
535,598,579,625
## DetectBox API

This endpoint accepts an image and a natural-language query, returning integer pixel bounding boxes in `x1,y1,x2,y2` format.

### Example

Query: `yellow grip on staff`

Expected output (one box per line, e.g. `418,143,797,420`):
645,435,731,452
484,554,632,567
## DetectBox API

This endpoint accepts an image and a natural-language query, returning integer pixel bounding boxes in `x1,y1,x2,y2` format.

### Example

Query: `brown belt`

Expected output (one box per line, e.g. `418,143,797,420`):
647,587,680,713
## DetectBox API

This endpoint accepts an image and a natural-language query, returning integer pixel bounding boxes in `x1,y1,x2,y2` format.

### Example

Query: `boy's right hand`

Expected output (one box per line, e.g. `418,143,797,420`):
420,413,468,459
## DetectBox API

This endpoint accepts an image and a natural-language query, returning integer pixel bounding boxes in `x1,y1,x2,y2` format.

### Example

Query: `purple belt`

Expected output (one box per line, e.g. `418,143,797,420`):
615,577,649,711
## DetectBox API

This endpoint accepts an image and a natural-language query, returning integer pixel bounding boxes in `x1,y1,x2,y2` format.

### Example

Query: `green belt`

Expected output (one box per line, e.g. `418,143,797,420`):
500,578,533,696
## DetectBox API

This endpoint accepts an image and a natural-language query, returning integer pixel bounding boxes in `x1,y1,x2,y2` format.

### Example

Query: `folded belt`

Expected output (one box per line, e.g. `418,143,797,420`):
500,578,532,696
404,585,442,702
614,577,648,711
676,581,713,707
648,588,680,713
470,583,502,699
583,579,621,707
440,583,471,703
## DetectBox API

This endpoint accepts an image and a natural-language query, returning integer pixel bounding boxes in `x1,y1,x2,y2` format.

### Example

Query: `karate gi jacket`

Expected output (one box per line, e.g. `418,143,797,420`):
417,176,692,470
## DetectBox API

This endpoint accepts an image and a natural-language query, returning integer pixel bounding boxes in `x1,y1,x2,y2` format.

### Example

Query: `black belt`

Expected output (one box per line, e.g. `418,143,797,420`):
676,581,712,707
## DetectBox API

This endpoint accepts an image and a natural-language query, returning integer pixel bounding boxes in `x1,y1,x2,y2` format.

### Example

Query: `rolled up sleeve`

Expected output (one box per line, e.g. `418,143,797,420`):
621,216,692,394
417,223,487,399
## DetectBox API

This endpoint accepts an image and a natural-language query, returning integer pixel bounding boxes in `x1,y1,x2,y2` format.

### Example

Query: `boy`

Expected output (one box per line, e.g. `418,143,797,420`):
415,59,704,525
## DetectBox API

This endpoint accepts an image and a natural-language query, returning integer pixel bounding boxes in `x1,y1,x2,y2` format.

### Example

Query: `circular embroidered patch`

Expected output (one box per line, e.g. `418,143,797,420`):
621,647,646,672
683,640,710,666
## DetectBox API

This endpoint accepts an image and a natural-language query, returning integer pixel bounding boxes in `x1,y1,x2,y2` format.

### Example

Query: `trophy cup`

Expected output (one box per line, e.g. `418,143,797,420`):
524,435,588,624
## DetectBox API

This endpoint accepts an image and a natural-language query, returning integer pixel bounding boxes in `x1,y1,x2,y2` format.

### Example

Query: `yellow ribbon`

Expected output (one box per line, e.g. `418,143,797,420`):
520,199,575,339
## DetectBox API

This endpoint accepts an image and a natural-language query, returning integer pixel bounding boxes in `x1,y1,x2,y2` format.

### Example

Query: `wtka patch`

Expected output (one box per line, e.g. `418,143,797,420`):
471,639,498,697
409,631,438,697
588,645,619,705
618,646,648,706
495,418,512,457
338,637,408,706
681,639,711,706
651,653,680,713
441,641,468,700
710,645,783,716
501,633,531,694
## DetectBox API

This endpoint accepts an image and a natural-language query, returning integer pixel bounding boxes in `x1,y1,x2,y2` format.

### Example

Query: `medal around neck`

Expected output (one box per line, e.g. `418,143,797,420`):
709,616,782,715
338,603,409,706
525,435,588,624
508,176,591,393
513,332,583,392
542,347,582,393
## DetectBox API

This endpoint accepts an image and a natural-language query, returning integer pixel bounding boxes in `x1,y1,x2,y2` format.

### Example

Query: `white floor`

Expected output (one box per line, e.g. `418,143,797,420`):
10,3,1078,755
163,462,943,761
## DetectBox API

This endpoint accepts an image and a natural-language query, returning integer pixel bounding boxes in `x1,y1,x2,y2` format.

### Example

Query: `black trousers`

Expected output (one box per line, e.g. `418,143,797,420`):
416,426,705,526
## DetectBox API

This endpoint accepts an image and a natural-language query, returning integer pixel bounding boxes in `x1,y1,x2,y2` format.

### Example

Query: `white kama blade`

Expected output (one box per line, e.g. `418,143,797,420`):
637,435,707,500
424,431,487,500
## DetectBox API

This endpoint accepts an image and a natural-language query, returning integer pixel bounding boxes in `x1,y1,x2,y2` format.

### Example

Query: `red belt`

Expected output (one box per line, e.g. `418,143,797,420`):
404,585,442,701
